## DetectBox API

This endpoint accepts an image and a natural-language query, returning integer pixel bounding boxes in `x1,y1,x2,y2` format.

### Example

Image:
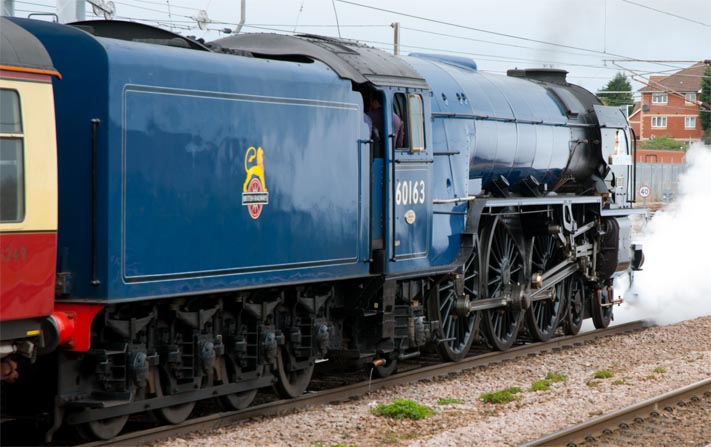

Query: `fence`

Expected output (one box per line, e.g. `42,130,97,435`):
634,162,686,203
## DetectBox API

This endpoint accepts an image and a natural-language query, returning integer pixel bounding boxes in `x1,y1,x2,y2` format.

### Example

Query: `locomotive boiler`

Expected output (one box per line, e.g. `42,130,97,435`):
0,16,643,441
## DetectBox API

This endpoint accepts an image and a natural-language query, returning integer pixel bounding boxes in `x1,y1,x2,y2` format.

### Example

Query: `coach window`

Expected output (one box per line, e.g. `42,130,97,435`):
0,89,25,222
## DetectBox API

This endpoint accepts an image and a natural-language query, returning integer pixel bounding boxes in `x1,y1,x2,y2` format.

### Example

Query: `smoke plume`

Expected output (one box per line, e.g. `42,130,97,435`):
613,143,711,326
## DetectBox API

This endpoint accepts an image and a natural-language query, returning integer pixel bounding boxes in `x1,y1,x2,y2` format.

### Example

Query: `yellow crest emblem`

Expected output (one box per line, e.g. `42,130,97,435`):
242,146,269,219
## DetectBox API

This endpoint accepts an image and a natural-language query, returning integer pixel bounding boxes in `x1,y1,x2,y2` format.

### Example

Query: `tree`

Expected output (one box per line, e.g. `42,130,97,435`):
598,73,633,108
700,65,711,138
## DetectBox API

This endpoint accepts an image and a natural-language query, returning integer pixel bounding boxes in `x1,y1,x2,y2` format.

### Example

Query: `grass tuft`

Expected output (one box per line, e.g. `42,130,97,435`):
480,387,521,404
370,399,435,420
437,398,465,405
529,372,568,392
593,369,614,379
530,379,551,392
545,372,568,383
612,379,626,385
653,367,667,374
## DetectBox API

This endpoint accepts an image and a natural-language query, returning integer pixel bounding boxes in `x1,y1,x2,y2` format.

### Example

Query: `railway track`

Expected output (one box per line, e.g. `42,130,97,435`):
520,377,711,447
68,321,646,447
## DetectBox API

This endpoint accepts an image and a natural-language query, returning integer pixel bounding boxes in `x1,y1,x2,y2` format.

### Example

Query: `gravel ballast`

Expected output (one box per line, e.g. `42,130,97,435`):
160,316,711,447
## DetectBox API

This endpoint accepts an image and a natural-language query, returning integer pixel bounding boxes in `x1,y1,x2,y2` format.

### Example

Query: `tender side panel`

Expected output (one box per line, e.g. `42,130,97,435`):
0,75,57,326
122,86,363,281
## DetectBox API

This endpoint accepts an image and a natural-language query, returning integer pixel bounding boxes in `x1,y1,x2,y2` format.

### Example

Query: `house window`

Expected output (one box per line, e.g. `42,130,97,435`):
684,92,697,104
651,116,667,128
0,89,25,222
685,116,696,129
651,93,667,104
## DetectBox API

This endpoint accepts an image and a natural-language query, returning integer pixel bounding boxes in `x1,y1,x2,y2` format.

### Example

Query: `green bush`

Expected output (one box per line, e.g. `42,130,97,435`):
653,367,667,374
638,135,685,151
480,387,521,404
370,399,434,420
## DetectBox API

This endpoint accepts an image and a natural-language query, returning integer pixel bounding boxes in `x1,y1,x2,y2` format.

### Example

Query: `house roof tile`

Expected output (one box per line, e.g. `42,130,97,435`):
639,62,709,93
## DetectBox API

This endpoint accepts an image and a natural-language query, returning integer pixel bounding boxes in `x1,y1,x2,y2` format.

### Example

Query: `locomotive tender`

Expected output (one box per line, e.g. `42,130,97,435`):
0,16,644,440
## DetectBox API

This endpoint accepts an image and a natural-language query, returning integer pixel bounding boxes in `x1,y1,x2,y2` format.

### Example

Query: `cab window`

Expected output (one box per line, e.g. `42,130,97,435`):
0,89,25,222
393,92,425,153
407,94,425,152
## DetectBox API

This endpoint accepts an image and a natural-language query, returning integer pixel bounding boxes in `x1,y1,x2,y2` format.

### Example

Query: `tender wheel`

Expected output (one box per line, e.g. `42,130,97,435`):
151,366,196,425
217,357,258,411
75,415,129,441
525,234,563,342
217,311,258,411
427,240,481,362
481,217,525,351
563,274,584,335
372,357,398,378
273,347,314,399
592,286,613,329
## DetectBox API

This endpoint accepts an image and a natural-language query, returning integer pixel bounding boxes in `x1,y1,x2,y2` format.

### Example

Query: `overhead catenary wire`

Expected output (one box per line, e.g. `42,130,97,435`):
331,0,341,38
237,23,623,71
24,0,702,86
400,26,610,60
336,0,654,61
614,61,711,111
15,0,54,8
618,0,711,28
335,0,690,72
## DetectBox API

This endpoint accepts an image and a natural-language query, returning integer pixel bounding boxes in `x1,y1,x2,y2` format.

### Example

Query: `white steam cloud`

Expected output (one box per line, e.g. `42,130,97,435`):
614,143,711,326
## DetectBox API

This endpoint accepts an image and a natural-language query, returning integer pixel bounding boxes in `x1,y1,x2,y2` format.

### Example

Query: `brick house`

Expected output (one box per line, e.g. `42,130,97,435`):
628,61,709,145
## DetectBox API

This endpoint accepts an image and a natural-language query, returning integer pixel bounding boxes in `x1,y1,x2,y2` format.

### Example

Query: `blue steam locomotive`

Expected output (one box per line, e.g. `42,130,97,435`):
1,17,643,440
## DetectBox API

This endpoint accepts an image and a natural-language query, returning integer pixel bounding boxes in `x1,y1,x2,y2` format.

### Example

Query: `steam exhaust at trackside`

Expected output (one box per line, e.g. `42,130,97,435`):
613,143,711,326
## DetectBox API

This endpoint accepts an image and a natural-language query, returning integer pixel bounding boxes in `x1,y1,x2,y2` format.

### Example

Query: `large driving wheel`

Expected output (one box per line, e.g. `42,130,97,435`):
563,274,584,335
592,285,613,329
427,240,481,362
525,234,564,342
481,217,525,351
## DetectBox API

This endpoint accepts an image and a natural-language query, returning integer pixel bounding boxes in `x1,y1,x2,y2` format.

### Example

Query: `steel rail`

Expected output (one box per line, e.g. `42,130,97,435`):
83,321,646,447
518,376,711,447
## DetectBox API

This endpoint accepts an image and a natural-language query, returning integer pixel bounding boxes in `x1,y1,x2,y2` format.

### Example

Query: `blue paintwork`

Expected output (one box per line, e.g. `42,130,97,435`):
16,19,374,300
405,55,576,190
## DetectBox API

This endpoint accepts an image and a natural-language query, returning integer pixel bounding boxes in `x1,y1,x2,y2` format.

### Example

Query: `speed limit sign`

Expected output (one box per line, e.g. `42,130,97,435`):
639,185,651,198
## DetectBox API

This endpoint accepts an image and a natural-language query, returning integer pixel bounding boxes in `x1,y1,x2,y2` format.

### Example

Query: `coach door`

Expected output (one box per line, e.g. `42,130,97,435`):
386,90,432,265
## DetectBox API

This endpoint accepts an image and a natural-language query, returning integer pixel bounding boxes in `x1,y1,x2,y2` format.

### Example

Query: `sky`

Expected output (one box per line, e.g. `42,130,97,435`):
8,0,711,92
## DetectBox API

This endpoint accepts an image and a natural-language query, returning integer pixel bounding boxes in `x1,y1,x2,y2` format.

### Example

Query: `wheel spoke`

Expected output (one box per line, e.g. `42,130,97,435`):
428,245,479,361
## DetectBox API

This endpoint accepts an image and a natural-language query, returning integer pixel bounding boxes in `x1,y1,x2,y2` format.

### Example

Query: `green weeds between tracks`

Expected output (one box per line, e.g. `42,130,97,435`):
479,387,521,404
436,397,465,405
593,369,614,379
370,399,434,420
530,372,568,392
